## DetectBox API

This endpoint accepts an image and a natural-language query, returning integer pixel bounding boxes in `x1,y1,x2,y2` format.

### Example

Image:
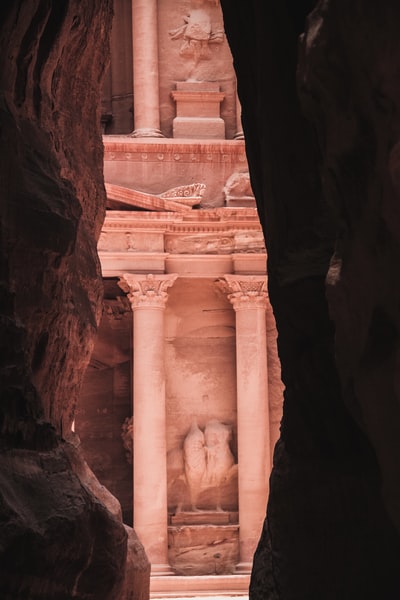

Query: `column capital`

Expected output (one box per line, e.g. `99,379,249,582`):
118,273,178,309
217,274,268,311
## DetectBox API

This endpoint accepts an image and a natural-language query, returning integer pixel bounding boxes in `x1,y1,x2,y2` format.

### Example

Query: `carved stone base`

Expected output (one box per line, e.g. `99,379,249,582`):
168,524,239,576
172,116,226,139
171,82,226,139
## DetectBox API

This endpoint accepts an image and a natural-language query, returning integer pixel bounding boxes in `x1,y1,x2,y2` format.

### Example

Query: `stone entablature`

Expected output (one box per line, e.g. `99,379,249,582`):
98,208,266,277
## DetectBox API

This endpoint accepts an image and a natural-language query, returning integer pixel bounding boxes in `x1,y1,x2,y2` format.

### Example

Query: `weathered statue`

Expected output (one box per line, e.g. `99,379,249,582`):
203,419,235,511
183,421,207,511
167,418,237,513
169,9,224,65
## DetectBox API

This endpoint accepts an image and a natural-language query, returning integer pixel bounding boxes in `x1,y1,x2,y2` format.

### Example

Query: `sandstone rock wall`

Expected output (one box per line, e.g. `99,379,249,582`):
0,2,148,598
221,1,400,598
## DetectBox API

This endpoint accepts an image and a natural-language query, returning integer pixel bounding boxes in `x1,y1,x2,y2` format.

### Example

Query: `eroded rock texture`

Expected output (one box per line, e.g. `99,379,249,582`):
0,2,144,598
222,1,400,598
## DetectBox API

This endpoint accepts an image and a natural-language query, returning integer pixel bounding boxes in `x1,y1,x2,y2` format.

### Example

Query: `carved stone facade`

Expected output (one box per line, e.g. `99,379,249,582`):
75,0,284,596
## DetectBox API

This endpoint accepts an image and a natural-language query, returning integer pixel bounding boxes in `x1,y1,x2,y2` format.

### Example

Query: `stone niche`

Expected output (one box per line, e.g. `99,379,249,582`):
165,278,239,575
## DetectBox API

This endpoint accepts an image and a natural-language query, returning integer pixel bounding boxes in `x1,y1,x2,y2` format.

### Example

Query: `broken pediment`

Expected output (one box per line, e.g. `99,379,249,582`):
105,182,205,212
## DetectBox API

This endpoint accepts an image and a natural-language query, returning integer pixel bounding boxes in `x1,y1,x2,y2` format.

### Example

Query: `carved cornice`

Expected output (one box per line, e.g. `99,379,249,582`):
118,273,178,309
100,208,265,235
217,275,269,310
103,137,246,164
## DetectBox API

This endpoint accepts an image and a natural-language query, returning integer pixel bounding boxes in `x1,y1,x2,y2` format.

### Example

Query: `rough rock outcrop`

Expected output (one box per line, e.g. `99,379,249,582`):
0,2,148,598
221,1,400,598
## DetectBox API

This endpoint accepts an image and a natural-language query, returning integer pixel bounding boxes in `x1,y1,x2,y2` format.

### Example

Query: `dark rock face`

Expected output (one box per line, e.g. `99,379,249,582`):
0,445,127,598
221,1,400,598
0,2,134,598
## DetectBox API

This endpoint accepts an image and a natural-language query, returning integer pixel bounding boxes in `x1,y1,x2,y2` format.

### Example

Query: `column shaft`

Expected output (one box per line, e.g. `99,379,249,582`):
235,303,270,566
119,274,177,573
218,275,270,571
133,305,168,567
131,0,163,137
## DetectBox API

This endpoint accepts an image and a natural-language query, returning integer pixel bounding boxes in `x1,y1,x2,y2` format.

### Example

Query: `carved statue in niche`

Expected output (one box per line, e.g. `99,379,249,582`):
168,419,237,513
121,416,133,465
223,171,256,207
169,7,224,70
183,421,207,511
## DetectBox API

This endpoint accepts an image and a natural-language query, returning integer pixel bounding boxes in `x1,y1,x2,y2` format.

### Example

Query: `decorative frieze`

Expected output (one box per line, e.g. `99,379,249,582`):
98,209,266,277
103,138,247,163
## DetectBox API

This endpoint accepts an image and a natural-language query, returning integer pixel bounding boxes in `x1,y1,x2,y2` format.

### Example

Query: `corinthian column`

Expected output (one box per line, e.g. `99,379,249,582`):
218,275,270,572
131,0,163,137
118,273,177,573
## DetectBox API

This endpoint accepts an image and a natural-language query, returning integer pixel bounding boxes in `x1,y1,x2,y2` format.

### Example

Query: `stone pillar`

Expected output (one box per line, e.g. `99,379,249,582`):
131,0,163,137
118,273,177,573
218,275,270,572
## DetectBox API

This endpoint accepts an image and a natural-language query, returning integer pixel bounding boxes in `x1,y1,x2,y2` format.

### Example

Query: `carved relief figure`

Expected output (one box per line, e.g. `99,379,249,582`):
203,419,235,511
121,416,133,465
168,418,237,513
223,171,255,206
183,421,207,511
169,8,224,67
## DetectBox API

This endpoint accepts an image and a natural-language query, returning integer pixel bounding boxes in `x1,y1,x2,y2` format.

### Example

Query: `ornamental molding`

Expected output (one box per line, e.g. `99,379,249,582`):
118,273,178,309
216,275,269,310
103,138,246,164
100,208,264,235
101,221,263,234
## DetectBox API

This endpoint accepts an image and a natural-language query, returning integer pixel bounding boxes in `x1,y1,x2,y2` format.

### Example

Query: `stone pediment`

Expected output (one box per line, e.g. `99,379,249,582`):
105,182,205,212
